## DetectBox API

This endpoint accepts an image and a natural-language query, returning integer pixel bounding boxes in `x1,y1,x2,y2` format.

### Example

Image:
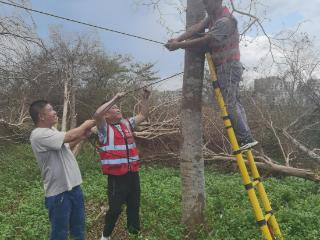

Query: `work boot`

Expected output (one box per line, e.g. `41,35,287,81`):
239,138,258,151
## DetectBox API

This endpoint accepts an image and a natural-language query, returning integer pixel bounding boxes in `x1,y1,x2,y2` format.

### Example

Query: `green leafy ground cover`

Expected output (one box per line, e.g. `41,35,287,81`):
1,145,320,239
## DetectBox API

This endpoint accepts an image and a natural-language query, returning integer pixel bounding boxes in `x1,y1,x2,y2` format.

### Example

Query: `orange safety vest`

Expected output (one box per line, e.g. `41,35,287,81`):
97,119,139,175
210,6,240,65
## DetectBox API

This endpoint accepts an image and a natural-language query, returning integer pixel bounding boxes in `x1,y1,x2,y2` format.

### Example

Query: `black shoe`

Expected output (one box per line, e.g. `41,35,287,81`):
239,138,258,151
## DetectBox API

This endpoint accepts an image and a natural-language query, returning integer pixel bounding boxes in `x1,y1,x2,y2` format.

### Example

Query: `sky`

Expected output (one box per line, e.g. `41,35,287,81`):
1,0,320,90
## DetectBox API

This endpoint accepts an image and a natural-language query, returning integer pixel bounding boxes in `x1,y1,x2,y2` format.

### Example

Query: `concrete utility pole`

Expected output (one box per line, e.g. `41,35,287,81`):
180,0,206,232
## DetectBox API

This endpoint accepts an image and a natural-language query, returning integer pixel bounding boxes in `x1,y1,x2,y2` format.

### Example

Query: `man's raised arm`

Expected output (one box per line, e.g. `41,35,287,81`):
64,120,95,143
134,89,151,126
93,92,125,128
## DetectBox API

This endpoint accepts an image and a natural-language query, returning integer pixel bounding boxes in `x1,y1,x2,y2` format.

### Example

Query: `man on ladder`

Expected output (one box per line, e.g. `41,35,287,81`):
165,0,257,151
165,1,283,239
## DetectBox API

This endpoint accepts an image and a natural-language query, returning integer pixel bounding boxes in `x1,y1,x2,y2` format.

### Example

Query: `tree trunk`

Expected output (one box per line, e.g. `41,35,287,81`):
180,0,206,232
18,96,26,123
70,78,77,129
61,79,69,132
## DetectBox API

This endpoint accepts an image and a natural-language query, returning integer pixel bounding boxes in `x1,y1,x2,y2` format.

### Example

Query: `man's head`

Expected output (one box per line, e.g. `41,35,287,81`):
202,0,223,16
29,100,58,127
104,104,123,124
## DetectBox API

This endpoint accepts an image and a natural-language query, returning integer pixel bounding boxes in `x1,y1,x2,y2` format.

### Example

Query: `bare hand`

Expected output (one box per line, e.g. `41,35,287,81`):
164,40,181,51
167,38,178,43
115,92,126,99
82,119,95,129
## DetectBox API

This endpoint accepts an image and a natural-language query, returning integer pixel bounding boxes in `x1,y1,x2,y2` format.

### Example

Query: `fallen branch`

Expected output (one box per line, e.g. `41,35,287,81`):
283,129,320,164
204,154,320,182
142,149,320,182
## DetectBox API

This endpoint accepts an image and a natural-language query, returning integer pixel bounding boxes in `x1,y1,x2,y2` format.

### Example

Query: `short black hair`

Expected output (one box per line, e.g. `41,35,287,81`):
29,100,49,124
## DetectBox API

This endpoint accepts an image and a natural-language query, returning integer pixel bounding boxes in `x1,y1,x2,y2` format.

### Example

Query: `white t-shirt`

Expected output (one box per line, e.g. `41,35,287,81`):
30,127,82,197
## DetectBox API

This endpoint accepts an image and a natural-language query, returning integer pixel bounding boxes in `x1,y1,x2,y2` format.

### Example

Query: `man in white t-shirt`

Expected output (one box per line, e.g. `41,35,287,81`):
29,100,95,240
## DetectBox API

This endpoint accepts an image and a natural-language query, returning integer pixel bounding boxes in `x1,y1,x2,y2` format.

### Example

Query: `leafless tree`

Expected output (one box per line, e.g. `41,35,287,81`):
0,0,43,134
46,28,101,130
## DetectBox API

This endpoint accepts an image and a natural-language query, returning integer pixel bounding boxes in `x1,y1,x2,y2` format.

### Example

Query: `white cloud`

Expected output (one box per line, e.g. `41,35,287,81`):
240,35,279,85
149,0,320,89
24,0,320,90
236,0,320,39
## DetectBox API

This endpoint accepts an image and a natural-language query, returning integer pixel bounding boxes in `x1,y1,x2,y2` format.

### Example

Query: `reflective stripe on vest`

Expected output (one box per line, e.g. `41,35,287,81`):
101,155,139,165
211,7,240,65
98,119,139,175
98,143,137,151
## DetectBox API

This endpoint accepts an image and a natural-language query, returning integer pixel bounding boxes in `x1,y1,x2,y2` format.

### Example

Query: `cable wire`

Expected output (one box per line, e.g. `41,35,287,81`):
101,72,183,113
124,72,183,95
0,1,183,163
88,71,183,160
0,0,166,45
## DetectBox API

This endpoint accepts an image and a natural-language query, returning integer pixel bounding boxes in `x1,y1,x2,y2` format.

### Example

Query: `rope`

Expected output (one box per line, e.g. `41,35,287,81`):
0,0,165,45
88,71,183,161
0,0,183,161
76,72,183,114
101,72,183,113
124,72,183,95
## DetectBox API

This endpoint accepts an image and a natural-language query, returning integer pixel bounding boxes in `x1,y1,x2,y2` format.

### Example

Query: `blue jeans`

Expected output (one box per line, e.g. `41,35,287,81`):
45,186,85,240
216,61,252,143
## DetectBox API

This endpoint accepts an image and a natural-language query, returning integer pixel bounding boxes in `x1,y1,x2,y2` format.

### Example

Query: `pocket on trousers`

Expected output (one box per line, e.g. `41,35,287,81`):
45,192,65,210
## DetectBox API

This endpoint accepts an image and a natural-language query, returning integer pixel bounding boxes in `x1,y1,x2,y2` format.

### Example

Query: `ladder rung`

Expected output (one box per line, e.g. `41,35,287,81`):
257,219,267,226
253,177,261,182
222,115,230,120
206,52,283,240
252,180,260,187
244,179,260,190
233,149,242,155
212,80,220,89
265,213,272,222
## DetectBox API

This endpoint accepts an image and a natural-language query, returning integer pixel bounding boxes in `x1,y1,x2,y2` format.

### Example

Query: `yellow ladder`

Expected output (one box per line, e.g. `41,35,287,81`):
206,53,283,240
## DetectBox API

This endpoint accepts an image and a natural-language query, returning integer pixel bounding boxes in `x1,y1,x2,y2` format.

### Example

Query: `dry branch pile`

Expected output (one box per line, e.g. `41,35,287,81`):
133,101,320,182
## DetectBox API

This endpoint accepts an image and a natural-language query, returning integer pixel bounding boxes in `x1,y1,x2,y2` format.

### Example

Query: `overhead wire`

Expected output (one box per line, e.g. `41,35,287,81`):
87,72,183,161
76,71,183,114
0,1,184,98
0,0,183,111
0,0,166,45
99,72,183,113
124,72,183,95
0,0,184,114
80,71,184,161
0,0,183,161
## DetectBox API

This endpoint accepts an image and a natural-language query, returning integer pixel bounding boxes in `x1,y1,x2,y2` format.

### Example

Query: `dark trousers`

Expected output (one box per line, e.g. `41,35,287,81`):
103,172,140,237
216,61,252,142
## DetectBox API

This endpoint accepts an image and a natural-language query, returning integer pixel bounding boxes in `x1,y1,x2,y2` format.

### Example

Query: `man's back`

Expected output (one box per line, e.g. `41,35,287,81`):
206,7,240,65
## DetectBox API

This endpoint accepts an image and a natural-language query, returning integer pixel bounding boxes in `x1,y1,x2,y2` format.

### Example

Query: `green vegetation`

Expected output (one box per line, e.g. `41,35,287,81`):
1,145,320,239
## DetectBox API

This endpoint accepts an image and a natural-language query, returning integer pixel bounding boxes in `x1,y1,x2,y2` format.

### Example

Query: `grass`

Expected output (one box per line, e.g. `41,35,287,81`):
0,144,320,239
